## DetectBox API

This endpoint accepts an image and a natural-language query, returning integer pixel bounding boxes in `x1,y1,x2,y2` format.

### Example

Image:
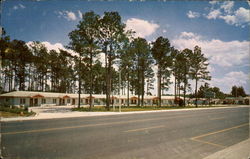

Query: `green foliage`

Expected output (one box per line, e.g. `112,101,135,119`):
190,83,226,99
0,106,34,116
151,37,173,106
129,37,153,106
231,85,247,97
0,101,11,107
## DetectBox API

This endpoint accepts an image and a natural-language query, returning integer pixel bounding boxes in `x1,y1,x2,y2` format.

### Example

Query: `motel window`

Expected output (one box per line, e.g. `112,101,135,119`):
67,99,70,103
20,98,26,104
53,99,57,104
94,99,98,103
121,99,124,104
80,99,83,103
85,99,89,104
42,99,46,104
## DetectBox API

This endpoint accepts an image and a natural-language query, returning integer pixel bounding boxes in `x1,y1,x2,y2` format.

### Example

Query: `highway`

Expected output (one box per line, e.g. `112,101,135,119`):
1,106,249,159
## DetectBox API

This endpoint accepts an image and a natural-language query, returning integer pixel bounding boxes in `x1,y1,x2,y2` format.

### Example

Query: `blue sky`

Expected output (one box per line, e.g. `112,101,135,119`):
2,0,250,94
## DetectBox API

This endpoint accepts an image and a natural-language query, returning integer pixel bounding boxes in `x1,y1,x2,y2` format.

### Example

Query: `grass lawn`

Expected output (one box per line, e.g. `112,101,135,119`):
72,105,221,112
0,107,36,118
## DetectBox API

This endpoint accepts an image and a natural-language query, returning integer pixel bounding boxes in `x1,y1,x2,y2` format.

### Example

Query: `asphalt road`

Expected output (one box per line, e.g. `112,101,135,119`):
1,106,249,159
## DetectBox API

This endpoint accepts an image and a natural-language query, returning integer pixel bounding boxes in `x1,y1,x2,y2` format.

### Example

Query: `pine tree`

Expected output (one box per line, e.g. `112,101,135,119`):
190,46,211,107
152,37,172,107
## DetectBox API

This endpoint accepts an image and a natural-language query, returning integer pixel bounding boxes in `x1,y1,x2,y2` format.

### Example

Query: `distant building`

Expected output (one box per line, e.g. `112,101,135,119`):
222,96,249,105
0,91,177,107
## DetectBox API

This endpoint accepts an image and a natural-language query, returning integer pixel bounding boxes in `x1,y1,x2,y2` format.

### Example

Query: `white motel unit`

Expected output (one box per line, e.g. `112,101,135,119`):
0,91,177,107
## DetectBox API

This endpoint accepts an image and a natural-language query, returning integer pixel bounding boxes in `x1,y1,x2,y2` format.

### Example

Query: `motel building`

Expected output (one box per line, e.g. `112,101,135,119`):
0,91,177,107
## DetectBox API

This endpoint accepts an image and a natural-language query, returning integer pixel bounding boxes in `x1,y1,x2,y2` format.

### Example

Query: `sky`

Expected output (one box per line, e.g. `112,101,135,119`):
2,0,250,95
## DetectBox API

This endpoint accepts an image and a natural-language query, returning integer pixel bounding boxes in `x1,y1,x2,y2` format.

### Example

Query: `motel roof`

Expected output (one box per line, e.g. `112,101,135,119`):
0,91,177,100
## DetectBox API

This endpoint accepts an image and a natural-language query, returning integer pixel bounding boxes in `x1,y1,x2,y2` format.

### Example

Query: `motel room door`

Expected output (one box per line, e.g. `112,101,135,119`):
59,99,65,105
30,99,33,106
34,98,38,106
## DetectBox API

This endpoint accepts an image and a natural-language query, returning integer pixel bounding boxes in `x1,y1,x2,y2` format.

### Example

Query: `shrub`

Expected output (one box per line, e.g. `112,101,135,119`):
0,106,35,116
179,99,184,107
0,102,11,108
24,106,28,111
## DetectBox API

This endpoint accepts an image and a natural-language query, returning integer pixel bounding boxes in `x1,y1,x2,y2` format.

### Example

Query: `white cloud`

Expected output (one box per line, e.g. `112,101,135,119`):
209,1,219,5
234,7,250,24
172,32,250,67
13,4,26,10
56,11,77,21
219,7,250,27
204,2,250,27
210,71,250,93
13,6,18,10
162,29,167,33
179,32,201,40
41,42,65,52
26,41,78,56
187,11,200,18
206,9,221,19
220,1,234,13
207,65,215,73
66,11,77,21
19,4,26,9
125,18,159,38
78,10,82,19
187,1,250,27
96,53,105,67
219,15,235,25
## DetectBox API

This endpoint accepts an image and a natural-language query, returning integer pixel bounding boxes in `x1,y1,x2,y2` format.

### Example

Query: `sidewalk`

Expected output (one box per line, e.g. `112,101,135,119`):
203,138,250,159
1,105,249,122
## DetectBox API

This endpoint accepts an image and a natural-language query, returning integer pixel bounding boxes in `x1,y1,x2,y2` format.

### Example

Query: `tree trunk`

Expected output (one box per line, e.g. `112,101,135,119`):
174,76,176,105
137,64,140,107
178,80,181,99
19,66,25,91
157,67,162,107
141,68,145,107
105,50,108,110
78,58,81,108
106,53,112,111
184,81,186,107
195,76,198,107
89,50,93,111
28,65,31,90
127,72,130,107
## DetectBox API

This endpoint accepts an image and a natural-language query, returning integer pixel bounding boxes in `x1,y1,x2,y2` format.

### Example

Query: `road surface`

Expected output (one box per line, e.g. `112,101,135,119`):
1,106,249,159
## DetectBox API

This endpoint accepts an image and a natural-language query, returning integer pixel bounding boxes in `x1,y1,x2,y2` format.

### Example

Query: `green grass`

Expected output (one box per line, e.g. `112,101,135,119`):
0,107,35,118
72,105,221,112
